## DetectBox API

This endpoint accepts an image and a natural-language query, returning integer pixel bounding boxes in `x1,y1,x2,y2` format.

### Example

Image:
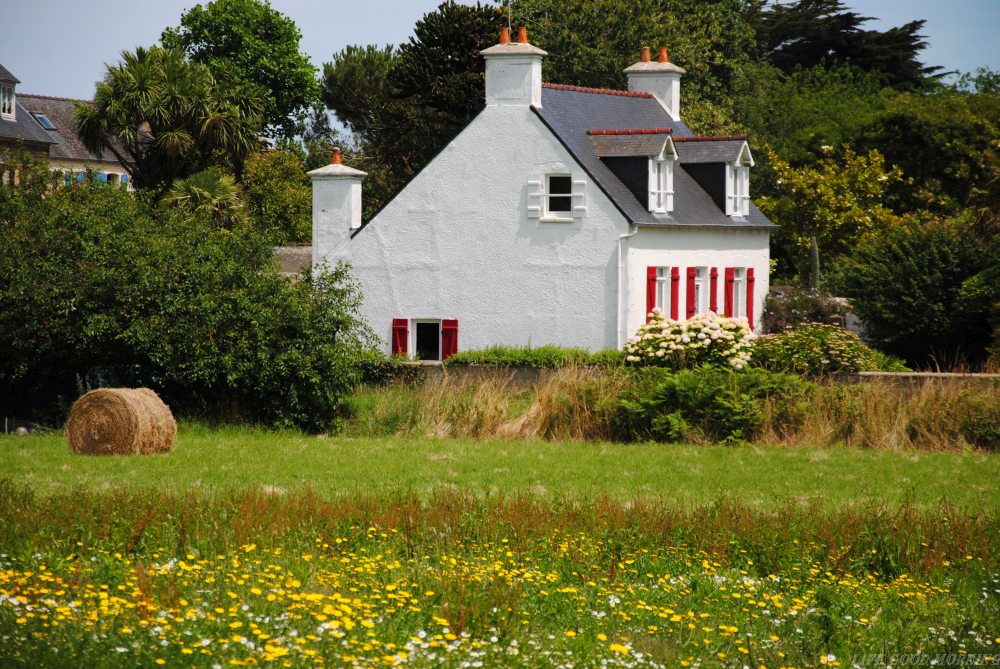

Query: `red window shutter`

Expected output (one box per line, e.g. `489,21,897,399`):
441,319,459,360
747,268,756,330
686,267,697,318
709,267,719,313
391,318,408,356
724,267,735,317
646,266,657,323
670,267,680,320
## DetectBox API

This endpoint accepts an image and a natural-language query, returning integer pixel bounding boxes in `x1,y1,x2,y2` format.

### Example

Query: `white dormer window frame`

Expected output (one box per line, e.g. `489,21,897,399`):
647,139,677,214
0,83,15,121
725,142,754,218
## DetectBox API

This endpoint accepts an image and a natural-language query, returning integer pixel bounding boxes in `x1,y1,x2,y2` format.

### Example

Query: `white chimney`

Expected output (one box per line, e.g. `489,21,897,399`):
308,148,366,266
624,47,685,121
480,26,547,108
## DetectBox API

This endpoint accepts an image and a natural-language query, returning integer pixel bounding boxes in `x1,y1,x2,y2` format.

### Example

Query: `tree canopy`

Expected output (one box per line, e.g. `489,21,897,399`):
162,0,320,139
751,0,940,90
75,46,262,192
321,2,505,211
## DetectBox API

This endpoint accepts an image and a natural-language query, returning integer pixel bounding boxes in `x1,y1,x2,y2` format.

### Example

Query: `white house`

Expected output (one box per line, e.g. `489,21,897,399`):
310,28,774,361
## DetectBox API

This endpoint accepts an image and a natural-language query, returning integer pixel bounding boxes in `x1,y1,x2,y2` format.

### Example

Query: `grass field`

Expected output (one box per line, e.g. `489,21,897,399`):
1,423,997,507
1,426,998,667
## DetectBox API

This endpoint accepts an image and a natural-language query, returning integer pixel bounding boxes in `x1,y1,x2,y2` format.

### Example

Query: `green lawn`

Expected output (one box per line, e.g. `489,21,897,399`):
2,426,998,667
2,423,996,508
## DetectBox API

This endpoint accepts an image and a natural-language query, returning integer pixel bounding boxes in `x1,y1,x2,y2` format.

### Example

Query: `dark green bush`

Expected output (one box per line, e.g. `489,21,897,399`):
0,153,374,432
762,286,847,334
613,367,814,444
444,345,624,368
835,216,995,366
751,324,908,375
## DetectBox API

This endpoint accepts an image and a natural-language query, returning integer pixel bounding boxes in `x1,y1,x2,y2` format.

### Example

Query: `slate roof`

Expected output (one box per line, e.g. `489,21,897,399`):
587,131,671,158
0,64,20,84
17,94,120,164
535,84,773,228
674,138,750,165
0,101,56,147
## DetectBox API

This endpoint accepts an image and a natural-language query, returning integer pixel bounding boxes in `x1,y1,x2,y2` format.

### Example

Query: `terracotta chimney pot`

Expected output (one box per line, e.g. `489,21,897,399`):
331,148,342,165
499,27,510,44
659,47,669,63
640,46,651,62
517,26,528,43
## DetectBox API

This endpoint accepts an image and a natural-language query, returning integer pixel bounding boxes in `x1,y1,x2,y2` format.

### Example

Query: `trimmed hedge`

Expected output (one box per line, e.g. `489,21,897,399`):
444,345,624,368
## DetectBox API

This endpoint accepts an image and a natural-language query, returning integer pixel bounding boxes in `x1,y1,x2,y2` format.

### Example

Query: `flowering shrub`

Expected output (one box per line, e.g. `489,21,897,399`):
751,323,908,375
624,310,755,370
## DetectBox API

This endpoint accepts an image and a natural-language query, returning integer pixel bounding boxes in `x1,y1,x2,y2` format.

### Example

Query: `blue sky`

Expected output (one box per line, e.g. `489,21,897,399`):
5,0,998,100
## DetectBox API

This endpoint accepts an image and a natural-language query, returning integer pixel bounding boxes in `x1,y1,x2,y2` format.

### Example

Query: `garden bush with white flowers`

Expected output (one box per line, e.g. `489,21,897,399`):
624,310,755,370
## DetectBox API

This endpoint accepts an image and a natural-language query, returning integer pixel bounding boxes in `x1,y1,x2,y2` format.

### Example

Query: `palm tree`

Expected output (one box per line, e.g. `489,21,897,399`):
75,46,263,192
160,168,246,229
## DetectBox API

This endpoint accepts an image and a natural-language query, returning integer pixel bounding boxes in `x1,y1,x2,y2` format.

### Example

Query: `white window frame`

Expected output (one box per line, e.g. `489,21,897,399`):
648,158,674,214
732,267,747,318
655,266,671,316
410,319,442,362
0,83,15,121
693,266,709,315
726,164,751,217
545,173,574,219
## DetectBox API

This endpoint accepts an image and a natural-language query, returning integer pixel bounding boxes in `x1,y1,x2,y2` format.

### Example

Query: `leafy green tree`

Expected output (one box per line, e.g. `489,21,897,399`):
735,64,885,166
751,0,940,90
757,145,903,283
162,0,319,138
322,2,505,212
160,167,246,229
75,46,263,192
509,0,758,133
0,152,374,431
835,216,994,366
855,89,1000,215
242,150,311,243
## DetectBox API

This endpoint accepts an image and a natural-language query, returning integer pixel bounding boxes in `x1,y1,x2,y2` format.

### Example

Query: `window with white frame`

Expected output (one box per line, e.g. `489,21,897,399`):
693,266,709,314
732,267,747,318
726,164,750,217
655,266,671,315
546,174,572,217
0,84,15,120
648,158,674,213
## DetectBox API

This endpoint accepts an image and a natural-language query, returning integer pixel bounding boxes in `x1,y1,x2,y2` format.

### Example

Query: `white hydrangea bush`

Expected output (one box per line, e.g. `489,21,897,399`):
624,310,756,369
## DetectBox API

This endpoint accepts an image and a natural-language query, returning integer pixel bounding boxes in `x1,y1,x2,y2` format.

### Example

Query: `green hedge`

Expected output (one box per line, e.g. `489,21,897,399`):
444,345,624,368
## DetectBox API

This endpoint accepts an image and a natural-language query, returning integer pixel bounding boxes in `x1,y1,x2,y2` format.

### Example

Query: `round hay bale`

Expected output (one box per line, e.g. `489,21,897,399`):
66,388,176,456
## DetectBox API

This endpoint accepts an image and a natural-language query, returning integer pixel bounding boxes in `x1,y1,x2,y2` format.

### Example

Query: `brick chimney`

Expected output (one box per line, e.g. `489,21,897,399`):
624,47,685,120
308,148,367,265
480,27,547,107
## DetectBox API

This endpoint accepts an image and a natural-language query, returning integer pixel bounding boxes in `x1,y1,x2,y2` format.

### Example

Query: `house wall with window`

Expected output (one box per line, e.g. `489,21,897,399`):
625,226,769,337
311,32,774,360
317,102,629,358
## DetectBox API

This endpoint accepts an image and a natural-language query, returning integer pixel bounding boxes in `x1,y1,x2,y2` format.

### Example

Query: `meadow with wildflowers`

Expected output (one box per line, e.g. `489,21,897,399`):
1,428,999,668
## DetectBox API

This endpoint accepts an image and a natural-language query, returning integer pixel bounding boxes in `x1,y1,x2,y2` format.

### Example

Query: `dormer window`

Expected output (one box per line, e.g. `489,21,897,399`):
649,157,674,213
0,83,14,120
726,164,750,217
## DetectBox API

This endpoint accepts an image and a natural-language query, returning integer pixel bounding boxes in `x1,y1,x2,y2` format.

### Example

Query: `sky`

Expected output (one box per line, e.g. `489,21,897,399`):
4,0,998,101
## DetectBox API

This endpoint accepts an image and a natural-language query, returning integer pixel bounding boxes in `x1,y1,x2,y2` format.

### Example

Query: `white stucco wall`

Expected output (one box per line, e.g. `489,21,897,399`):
624,226,770,338
316,104,631,354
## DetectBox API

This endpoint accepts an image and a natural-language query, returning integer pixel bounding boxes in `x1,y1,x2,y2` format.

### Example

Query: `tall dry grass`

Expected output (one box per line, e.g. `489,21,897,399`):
761,378,999,450
346,370,997,450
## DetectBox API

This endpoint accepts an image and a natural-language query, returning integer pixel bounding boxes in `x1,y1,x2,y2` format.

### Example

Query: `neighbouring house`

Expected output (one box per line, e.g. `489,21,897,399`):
0,64,55,162
0,63,130,187
310,29,774,361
